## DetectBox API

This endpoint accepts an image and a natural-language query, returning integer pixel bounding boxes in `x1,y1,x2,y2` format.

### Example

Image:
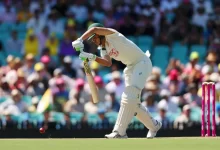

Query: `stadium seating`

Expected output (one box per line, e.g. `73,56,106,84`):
105,112,117,124
50,112,65,124
70,112,84,125
87,113,101,125
11,113,28,129
0,51,6,66
5,50,22,58
152,45,169,74
11,22,27,32
137,36,153,53
190,107,201,122
28,112,44,127
127,36,137,44
0,97,7,103
171,45,188,64
22,95,33,106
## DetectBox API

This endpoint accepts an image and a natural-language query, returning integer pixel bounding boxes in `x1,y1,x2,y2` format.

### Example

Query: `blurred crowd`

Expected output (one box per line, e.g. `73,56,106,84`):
0,0,220,131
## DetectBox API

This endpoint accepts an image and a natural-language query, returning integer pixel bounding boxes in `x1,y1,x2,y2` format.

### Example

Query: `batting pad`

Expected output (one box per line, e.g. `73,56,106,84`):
113,99,136,136
135,104,158,131
122,86,141,101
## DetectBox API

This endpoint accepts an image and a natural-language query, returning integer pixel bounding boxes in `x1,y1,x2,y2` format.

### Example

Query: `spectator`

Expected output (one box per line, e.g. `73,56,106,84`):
51,0,69,17
155,100,171,129
26,73,45,97
92,3,106,23
169,20,188,44
104,10,116,28
0,5,16,23
38,26,49,53
45,32,59,56
22,29,39,56
118,15,136,36
15,68,27,93
159,89,179,114
105,71,124,100
137,16,155,36
61,56,77,78
0,55,15,76
40,55,55,76
59,32,77,57
155,28,171,46
27,9,45,34
22,54,35,77
141,92,157,113
13,57,22,70
173,105,194,130
166,58,184,75
97,109,109,129
191,6,209,30
17,6,33,23
46,10,64,36
64,89,84,113
76,78,90,104
49,68,75,91
184,52,201,75
69,1,88,24
105,85,120,112
187,25,204,45
5,69,18,90
204,20,215,44
6,30,23,55
151,67,162,85
184,83,201,107
163,69,181,91
51,77,70,112
144,81,160,103
160,0,179,12
0,77,10,97
192,0,213,14
33,62,51,90
93,76,108,103
202,51,219,74
0,89,28,115
84,96,98,114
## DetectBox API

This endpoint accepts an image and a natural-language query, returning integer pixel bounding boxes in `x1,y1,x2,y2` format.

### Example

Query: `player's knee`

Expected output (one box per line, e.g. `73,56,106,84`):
122,86,142,101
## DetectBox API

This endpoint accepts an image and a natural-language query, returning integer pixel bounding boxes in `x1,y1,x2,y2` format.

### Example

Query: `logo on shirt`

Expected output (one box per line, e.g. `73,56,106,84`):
108,48,119,57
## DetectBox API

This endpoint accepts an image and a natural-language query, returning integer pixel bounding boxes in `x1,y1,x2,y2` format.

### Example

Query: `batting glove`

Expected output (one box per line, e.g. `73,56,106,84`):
72,38,84,52
79,51,96,61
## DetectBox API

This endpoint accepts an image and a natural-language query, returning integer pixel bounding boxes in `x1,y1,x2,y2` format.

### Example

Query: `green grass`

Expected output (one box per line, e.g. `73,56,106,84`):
0,138,219,150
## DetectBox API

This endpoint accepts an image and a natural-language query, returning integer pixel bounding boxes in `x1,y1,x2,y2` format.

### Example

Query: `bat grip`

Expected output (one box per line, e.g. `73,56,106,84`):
79,49,89,62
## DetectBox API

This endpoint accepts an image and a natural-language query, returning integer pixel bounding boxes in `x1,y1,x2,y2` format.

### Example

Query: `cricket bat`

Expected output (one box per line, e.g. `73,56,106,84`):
83,59,99,103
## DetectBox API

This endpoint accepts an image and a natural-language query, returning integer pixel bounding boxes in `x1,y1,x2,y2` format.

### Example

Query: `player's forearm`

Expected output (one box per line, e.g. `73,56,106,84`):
95,56,112,67
80,27,115,40
80,28,95,40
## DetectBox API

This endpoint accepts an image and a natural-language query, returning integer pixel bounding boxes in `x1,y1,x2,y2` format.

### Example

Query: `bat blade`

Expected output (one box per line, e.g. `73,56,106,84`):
83,60,99,103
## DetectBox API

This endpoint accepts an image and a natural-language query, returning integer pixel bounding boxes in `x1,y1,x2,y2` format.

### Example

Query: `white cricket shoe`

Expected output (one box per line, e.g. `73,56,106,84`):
105,131,128,139
147,121,162,139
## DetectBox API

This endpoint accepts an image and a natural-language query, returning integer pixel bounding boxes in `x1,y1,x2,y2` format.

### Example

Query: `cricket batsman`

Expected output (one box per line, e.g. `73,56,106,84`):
72,23,162,138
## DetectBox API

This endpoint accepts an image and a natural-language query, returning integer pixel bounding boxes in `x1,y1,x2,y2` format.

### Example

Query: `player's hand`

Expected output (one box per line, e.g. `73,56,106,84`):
79,51,96,61
72,38,84,51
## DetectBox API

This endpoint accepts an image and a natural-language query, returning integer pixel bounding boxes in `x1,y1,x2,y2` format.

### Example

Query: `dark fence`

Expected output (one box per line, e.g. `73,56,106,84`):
1,127,220,138
1,119,220,138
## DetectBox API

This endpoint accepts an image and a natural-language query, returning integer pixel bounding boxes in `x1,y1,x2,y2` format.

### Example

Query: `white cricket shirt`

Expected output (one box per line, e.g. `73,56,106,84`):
105,31,146,65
